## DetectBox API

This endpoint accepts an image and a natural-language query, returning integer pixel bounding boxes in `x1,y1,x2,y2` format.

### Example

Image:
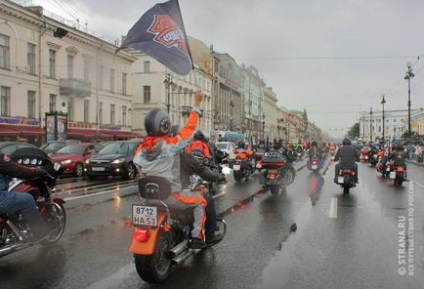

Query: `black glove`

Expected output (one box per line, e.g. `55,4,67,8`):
34,167,55,184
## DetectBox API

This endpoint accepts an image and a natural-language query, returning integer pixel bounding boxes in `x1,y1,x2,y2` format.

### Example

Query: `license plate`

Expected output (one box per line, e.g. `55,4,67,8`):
132,205,157,226
233,164,240,171
92,167,105,171
338,176,344,183
389,172,396,179
311,164,318,170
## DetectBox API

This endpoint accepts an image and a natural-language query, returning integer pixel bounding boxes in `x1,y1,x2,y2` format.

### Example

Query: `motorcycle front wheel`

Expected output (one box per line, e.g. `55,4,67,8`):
42,202,66,245
134,232,172,284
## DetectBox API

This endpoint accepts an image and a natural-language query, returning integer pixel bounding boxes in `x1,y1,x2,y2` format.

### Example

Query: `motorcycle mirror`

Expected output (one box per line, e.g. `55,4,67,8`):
222,166,232,175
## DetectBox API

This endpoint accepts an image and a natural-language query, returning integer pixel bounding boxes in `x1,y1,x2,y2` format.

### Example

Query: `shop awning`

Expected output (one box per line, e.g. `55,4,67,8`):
0,124,44,136
68,128,114,140
0,124,20,136
102,130,142,139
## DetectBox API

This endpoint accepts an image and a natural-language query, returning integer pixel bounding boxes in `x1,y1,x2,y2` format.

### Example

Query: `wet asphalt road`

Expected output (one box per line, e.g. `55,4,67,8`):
1,159,424,289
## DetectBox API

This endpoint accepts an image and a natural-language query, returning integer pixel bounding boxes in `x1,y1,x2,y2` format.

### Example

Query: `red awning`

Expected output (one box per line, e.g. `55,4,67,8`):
68,128,114,140
68,128,96,138
103,130,141,139
0,124,44,136
0,124,20,136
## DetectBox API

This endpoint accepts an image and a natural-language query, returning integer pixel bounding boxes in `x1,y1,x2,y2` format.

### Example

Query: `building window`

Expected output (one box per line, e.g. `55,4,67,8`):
143,61,150,73
110,69,115,93
0,34,10,69
143,86,151,103
27,43,36,74
49,94,57,112
0,86,10,116
27,91,36,118
99,102,103,124
122,105,127,126
49,50,56,78
84,59,90,81
84,100,90,122
67,55,74,78
110,104,115,125
122,73,127,95
68,99,74,121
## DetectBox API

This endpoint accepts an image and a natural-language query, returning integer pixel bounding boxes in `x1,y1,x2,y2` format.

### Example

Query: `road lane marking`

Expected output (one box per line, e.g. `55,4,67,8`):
329,197,338,218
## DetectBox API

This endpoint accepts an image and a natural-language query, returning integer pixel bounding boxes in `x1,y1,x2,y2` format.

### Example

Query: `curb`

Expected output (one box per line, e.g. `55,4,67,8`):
405,160,424,167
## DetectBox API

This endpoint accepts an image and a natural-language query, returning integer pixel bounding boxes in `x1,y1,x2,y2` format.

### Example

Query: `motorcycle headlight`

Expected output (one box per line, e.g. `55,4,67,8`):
61,159,72,165
85,159,90,164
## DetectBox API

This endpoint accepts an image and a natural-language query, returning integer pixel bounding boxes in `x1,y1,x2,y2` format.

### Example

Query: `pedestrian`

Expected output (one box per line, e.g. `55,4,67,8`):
415,142,422,162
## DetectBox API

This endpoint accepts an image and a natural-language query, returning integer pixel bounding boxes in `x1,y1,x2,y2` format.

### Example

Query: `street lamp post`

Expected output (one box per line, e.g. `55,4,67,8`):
369,107,373,143
404,62,414,135
381,94,386,142
164,73,173,114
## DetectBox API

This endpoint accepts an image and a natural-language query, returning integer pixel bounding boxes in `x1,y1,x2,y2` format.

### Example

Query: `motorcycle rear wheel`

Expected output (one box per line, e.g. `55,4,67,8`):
134,232,172,284
41,203,66,245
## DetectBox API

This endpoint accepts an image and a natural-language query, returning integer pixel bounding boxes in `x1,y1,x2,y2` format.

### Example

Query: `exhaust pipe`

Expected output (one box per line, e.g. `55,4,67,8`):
172,249,194,265
168,240,188,258
0,243,29,257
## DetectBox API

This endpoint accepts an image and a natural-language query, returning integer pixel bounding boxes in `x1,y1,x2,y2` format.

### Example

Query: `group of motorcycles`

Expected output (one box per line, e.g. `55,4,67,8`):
367,149,408,187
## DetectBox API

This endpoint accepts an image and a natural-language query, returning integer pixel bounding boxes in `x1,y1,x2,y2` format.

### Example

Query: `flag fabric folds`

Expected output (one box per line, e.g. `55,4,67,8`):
118,0,193,76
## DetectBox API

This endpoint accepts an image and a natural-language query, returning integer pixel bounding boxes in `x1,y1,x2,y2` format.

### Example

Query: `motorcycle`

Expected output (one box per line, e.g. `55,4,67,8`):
369,151,379,167
389,163,407,187
335,166,356,194
258,151,296,195
230,157,252,183
127,175,226,284
376,158,391,178
0,147,66,258
307,155,322,172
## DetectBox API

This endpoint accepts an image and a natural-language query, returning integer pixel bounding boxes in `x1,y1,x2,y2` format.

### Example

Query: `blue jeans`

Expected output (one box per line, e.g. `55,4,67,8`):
204,194,217,237
0,190,42,227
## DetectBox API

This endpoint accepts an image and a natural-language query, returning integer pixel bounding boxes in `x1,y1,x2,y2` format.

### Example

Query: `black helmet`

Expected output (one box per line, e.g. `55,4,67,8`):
237,141,245,149
342,138,351,146
311,141,317,147
169,124,181,137
144,109,171,136
193,130,205,141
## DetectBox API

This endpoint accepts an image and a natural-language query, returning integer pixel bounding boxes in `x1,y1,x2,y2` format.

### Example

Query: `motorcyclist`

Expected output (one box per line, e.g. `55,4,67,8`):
0,153,52,241
307,140,324,170
133,90,208,249
233,141,254,171
333,138,360,183
186,130,211,159
389,143,407,171
169,124,225,243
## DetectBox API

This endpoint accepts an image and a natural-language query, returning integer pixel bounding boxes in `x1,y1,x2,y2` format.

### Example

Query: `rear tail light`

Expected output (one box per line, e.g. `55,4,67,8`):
133,228,150,242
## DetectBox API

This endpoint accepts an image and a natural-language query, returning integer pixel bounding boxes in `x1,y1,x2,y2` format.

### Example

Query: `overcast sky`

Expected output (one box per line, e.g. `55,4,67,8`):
23,0,424,138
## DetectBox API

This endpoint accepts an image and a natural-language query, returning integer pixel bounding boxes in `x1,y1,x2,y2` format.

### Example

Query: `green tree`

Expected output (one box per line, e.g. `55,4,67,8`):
348,122,360,139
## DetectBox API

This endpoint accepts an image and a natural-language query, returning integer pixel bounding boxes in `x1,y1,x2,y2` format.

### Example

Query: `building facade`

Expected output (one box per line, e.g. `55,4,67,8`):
0,0,138,144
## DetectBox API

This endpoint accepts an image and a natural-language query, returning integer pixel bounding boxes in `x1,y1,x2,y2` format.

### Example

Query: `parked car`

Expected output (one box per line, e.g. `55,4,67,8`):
49,143,103,177
84,140,142,180
40,140,81,154
0,141,38,155
215,141,237,159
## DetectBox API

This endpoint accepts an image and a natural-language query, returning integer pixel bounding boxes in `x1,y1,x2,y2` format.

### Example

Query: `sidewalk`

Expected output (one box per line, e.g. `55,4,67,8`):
405,159,424,167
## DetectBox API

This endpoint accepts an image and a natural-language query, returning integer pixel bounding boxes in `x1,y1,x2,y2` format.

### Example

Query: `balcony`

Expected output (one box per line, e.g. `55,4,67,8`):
59,78,92,97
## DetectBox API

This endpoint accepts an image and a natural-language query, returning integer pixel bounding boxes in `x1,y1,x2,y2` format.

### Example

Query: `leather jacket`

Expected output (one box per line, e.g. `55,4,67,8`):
333,145,359,166
180,152,221,190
